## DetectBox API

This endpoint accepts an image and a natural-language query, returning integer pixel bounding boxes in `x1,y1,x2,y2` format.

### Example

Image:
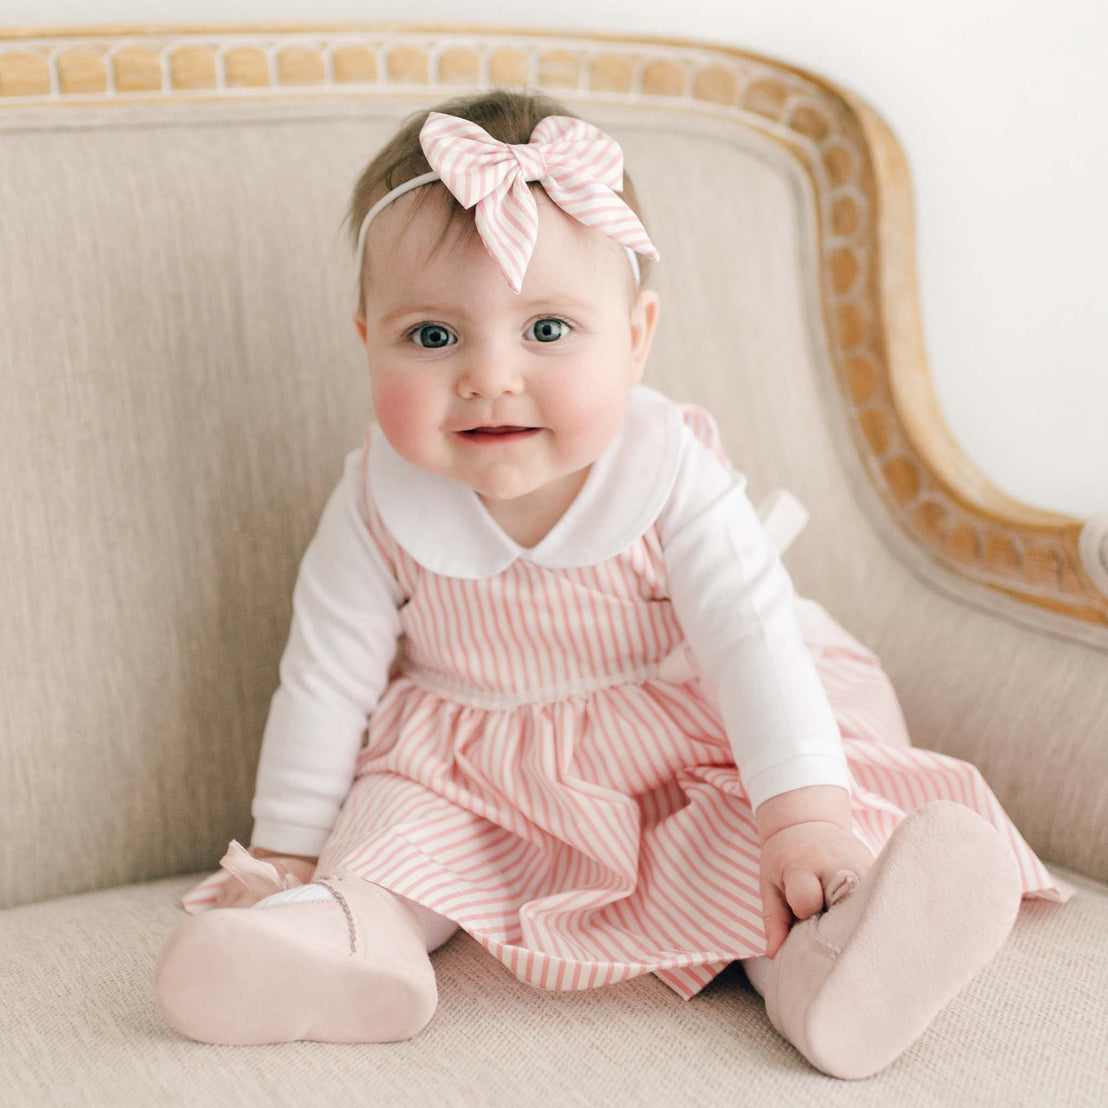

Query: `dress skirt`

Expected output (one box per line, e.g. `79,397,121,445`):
184,592,1073,1001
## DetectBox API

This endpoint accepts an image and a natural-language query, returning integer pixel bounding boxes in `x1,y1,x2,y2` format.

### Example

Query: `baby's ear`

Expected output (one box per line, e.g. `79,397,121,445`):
353,313,368,345
629,289,660,381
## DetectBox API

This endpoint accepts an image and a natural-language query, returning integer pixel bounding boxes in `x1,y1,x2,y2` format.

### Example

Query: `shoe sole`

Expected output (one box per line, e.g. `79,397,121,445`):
802,799,1022,1079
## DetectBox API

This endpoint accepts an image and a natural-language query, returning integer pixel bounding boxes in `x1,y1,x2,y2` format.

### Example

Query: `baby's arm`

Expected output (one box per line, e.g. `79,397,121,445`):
247,445,404,866
658,417,868,955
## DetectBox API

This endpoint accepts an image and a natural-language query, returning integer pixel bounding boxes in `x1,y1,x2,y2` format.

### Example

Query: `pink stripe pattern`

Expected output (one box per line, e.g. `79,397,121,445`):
182,405,1075,999
418,111,660,293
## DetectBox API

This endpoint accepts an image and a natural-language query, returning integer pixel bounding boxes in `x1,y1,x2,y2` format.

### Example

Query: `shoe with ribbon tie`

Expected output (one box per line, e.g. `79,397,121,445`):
154,868,439,1045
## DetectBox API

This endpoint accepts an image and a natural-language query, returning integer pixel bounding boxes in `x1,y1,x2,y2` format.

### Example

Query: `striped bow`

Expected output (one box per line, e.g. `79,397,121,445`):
419,111,660,293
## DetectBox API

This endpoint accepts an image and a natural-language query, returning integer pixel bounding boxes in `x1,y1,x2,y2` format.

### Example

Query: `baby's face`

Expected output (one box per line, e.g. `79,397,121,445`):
354,185,660,511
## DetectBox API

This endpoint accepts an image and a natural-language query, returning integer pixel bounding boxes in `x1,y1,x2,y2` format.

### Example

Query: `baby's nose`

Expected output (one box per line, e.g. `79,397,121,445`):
456,359,525,399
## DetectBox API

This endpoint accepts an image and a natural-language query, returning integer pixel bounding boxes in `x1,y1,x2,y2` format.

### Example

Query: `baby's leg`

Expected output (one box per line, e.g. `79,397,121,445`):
398,893,462,952
740,800,1023,1080
154,873,439,1045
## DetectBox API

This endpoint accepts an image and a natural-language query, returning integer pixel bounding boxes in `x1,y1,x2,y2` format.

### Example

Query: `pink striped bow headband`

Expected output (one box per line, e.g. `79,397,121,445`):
355,111,660,294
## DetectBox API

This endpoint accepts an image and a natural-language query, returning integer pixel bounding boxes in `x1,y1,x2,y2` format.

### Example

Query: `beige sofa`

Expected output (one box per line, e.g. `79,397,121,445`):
2,23,1106,1106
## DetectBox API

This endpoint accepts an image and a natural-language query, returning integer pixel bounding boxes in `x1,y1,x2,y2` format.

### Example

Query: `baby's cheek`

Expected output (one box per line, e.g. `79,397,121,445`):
550,387,626,456
372,380,433,459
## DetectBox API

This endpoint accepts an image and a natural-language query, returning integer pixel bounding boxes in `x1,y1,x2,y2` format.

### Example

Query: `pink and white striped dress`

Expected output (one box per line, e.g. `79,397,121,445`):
183,390,1073,1001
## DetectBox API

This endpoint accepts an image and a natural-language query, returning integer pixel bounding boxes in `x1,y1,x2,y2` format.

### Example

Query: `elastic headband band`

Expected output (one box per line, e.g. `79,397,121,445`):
355,172,641,287
355,111,659,295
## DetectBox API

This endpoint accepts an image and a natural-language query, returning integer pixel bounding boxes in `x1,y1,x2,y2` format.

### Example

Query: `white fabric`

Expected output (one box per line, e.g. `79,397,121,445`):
250,385,850,857
251,880,459,953
657,424,853,808
401,896,462,952
250,466,405,856
252,883,336,908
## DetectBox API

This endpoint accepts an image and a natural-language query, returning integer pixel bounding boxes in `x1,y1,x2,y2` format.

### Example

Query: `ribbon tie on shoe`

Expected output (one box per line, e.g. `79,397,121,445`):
418,111,661,293
219,840,305,900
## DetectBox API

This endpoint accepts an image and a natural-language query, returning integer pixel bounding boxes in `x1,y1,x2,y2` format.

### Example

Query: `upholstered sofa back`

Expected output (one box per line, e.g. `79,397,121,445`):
2,30,1105,909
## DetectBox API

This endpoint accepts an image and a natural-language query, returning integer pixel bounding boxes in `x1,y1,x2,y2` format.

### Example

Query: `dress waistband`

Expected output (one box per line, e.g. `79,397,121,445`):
401,644,699,710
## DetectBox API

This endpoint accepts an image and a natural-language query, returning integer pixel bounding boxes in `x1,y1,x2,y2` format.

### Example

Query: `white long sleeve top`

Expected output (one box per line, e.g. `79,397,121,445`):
250,384,851,856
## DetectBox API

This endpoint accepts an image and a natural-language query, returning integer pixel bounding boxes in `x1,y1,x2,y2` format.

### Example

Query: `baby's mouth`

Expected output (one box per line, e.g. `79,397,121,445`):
459,426,541,442
463,426,535,435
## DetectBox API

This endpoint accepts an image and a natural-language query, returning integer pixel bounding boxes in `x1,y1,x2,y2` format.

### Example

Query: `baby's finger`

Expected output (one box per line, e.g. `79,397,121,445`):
760,878,793,960
782,870,825,921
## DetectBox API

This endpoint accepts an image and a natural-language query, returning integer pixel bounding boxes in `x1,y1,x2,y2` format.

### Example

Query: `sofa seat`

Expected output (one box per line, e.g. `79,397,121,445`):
2,868,1105,1106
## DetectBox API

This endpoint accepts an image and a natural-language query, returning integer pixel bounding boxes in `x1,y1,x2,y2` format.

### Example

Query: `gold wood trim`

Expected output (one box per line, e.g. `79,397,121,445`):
2,23,1102,627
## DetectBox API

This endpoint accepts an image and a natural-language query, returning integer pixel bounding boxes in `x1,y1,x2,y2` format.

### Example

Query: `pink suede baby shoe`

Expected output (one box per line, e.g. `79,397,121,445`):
154,871,439,1046
761,799,1023,1080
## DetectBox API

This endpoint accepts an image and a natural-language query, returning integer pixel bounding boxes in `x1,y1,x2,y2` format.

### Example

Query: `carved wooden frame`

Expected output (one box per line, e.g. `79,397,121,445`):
3,22,1104,627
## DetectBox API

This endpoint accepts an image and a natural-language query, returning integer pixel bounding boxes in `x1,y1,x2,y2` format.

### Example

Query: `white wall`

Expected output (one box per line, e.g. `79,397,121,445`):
6,0,1105,516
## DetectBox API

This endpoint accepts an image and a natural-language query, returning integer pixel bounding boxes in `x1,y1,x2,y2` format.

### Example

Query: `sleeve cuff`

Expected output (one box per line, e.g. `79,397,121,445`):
743,754,853,813
248,819,332,858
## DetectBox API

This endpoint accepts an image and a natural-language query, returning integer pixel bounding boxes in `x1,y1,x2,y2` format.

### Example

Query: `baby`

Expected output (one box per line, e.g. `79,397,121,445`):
153,88,1071,1079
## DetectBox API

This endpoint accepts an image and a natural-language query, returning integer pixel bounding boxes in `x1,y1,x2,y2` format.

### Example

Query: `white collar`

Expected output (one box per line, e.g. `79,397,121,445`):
368,384,684,579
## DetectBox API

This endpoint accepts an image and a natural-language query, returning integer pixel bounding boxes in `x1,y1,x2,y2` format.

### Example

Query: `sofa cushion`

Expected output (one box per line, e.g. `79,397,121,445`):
1,867,1104,1105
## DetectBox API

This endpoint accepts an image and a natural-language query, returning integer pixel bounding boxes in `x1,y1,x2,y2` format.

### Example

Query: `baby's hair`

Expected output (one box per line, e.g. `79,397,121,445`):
345,86,654,314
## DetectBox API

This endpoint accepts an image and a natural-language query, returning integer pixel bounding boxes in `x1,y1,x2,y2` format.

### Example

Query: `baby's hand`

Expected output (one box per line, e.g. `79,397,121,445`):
210,849,319,910
210,876,264,911
758,820,874,959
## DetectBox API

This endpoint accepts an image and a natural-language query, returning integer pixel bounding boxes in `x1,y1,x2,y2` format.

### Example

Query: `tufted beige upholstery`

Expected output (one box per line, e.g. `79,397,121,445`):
1,25,1105,1107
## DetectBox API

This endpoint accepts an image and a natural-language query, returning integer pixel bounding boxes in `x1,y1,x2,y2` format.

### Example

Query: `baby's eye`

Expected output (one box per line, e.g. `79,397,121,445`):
527,317,572,343
407,323,457,349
